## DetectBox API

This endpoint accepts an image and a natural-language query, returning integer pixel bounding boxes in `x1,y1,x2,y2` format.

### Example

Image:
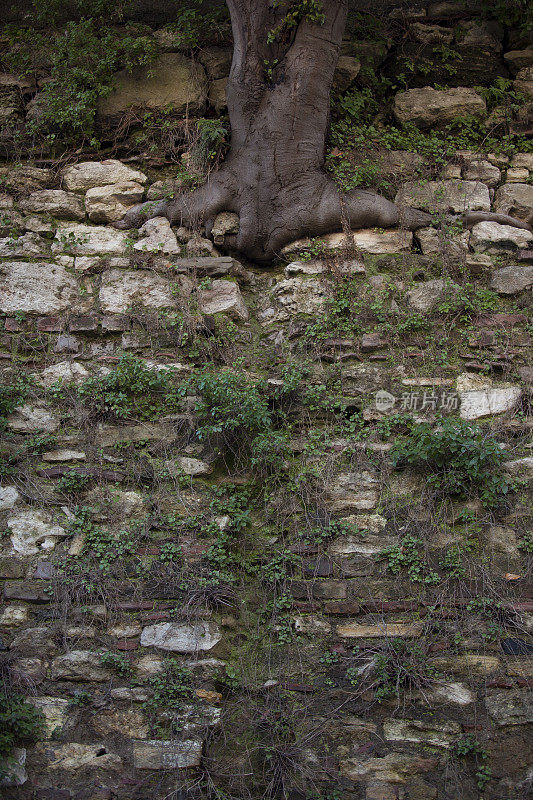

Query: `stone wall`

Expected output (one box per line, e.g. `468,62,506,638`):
0,2,532,799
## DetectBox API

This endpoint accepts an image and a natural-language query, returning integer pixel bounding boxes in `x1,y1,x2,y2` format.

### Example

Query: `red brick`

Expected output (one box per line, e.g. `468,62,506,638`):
37,316,63,332
115,638,140,651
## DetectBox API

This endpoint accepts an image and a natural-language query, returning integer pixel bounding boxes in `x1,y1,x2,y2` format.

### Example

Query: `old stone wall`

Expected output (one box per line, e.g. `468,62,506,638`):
0,2,532,800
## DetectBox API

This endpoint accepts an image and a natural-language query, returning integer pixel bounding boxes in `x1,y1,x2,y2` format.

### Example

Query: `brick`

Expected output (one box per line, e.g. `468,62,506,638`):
337,621,424,638
101,315,130,332
37,316,63,332
324,601,362,615
115,638,140,651
0,557,25,579
4,318,22,332
3,580,49,602
69,315,98,332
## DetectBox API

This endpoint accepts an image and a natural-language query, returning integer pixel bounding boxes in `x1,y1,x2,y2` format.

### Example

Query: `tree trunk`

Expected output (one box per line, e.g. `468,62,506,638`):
115,0,531,264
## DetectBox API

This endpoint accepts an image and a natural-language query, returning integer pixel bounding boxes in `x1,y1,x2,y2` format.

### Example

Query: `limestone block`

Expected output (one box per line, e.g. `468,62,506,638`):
165,457,213,477
504,49,533,74
134,216,180,254
85,181,144,223
462,159,500,187
430,654,500,674
406,279,448,312
470,221,533,253
133,739,203,769
0,232,50,257
140,621,222,652
459,385,521,420
326,471,380,512
340,752,437,782
416,227,470,257
7,405,59,433
30,697,70,737
393,87,486,128
38,742,122,770
37,361,89,388
20,189,85,220
485,690,533,726
336,621,424,638
198,279,249,321
383,718,461,747
428,682,474,706
0,486,20,511
53,223,130,255
62,159,147,192
99,53,208,117
396,180,490,213
0,261,77,314
99,268,174,313
490,265,533,295
50,651,113,681
0,606,29,626
493,183,533,225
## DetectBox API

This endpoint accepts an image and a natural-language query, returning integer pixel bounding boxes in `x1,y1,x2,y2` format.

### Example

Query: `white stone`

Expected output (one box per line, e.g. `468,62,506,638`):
42,450,87,462
0,486,20,511
470,221,533,253
0,606,29,626
211,212,240,242
134,216,180,254
326,471,380,512
7,404,59,433
7,509,68,554
383,718,461,748
30,697,70,737
99,268,174,313
20,189,85,220
393,87,486,128
429,682,474,706
62,160,147,192
85,182,144,223
0,232,50,257
99,54,207,117
490,265,533,295
40,742,122,771
0,261,78,313
503,457,533,479
53,223,130,255
37,361,89,387
511,153,533,170
133,739,203,769
459,386,521,420
396,180,491,213
262,277,328,323
493,183,533,225
140,621,222,652
0,748,27,787
284,229,412,256
198,279,249,321
416,227,470,256
406,279,446,312
293,615,332,634
463,159,501,187
165,457,213,477
50,651,113,681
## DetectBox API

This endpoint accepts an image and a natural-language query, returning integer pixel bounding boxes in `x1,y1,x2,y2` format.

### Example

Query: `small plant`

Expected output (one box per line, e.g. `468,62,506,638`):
100,651,132,677
372,640,440,701
390,417,515,508
55,470,91,495
143,661,196,735
453,734,492,791
381,535,440,586
0,692,44,770
75,355,184,421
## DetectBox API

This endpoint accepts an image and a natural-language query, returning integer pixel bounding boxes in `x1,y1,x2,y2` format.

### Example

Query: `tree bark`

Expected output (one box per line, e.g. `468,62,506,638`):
115,0,532,263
